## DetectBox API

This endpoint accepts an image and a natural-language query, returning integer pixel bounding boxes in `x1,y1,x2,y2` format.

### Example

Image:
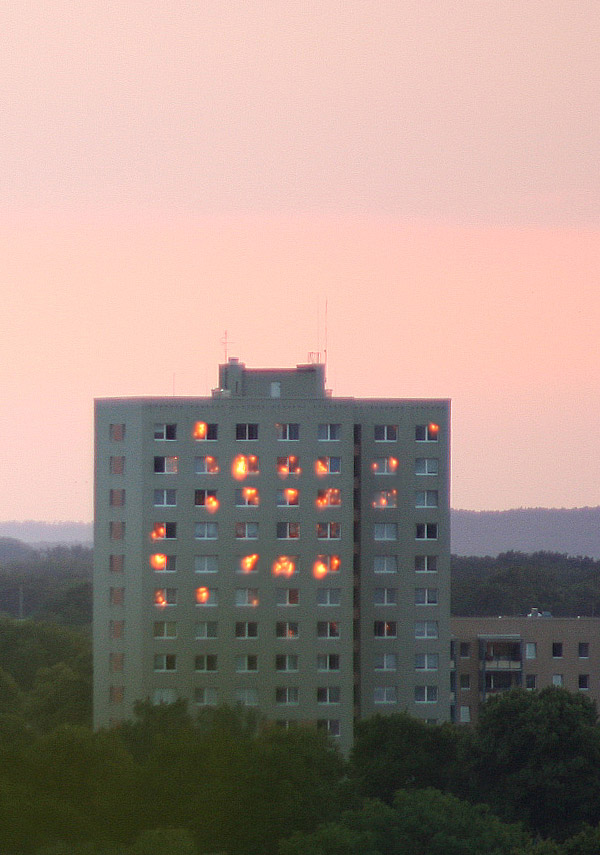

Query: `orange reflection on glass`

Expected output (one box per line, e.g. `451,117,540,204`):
372,489,397,508
330,555,341,572
241,554,259,573
150,553,167,571
206,496,219,513
272,556,295,577
284,488,298,504
154,590,167,607
195,586,210,604
243,487,259,505
150,524,166,540
428,423,439,436
315,459,328,476
388,457,399,472
205,456,219,473
232,455,248,480
314,555,340,578
316,488,340,508
313,559,328,579
193,421,208,439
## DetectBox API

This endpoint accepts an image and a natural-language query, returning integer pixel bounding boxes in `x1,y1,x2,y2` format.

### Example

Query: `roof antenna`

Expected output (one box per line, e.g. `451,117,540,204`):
221,330,234,363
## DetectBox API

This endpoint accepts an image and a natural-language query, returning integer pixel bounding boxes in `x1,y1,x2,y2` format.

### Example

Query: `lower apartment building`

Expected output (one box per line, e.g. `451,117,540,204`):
451,613,600,724
94,359,451,753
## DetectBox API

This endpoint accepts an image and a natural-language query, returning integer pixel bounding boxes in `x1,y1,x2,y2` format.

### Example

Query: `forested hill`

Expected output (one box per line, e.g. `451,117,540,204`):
452,507,600,558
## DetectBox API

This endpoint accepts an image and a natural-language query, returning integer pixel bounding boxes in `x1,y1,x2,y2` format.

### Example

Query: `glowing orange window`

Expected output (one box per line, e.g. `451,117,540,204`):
313,555,341,579
277,456,300,476
232,454,259,480
316,488,341,508
272,556,296,577
240,554,259,573
193,422,218,440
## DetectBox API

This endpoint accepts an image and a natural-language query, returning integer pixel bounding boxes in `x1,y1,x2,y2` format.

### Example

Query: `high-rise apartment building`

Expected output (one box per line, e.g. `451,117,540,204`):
94,359,450,752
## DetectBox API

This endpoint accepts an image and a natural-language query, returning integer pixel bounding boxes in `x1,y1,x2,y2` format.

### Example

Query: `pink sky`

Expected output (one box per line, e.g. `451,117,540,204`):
0,2,598,520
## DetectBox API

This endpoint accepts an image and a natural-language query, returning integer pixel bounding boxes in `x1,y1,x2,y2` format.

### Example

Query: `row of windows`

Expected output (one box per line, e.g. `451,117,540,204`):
456,672,592,693
146,487,439,509
109,586,438,607
110,521,440,542
130,422,441,443
109,618,439,640
108,553,439,574
458,641,591,660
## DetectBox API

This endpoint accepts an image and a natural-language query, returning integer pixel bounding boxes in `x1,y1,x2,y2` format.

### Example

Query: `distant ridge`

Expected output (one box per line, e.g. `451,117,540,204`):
452,507,600,559
0,521,93,545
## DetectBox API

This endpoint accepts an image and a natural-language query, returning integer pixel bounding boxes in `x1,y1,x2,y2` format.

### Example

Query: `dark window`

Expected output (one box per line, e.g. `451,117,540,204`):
552,642,563,658
579,642,590,658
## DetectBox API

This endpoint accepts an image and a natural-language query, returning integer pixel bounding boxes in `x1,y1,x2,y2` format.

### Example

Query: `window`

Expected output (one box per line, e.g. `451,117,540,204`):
276,621,299,639
374,653,397,671
110,554,124,573
579,642,590,658
110,489,126,507
276,654,299,672
552,674,563,687
415,588,438,605
459,705,471,723
195,687,217,706
313,555,341,577
526,674,537,690
194,522,218,540
194,555,218,573
316,719,340,737
236,423,258,440
109,620,124,639
318,423,341,441
153,688,177,705
273,556,297,577
110,423,125,441
110,587,124,606
317,588,341,606
276,423,299,441
459,643,471,658
154,621,176,639
276,588,299,606
151,554,176,573
371,456,399,474
110,456,125,475
235,689,258,707
415,685,438,703
374,686,398,704
235,588,259,607
552,642,563,658
154,423,177,440
374,620,397,638
415,555,437,573
235,621,258,639
317,653,340,671
276,488,299,507
109,653,124,672
374,588,397,606
317,621,339,639
317,686,340,704
374,523,397,541
276,687,299,705
316,456,341,475
416,523,438,540
374,555,398,574
277,522,300,539
150,522,176,540
195,621,217,639
415,458,439,475
238,554,259,574
270,382,281,398
195,489,219,510
277,456,300,475
579,674,590,690
415,423,439,442
415,620,438,638
372,489,397,509
110,521,125,540
154,654,177,672
317,522,341,540
235,487,260,506
415,653,438,670
109,686,124,704
194,654,217,672
460,674,470,690
194,455,219,474
154,489,176,507
525,642,537,659
154,456,178,474
195,587,218,606
154,588,176,607
193,422,218,440
415,490,438,508
236,654,258,672
374,424,397,442
316,488,341,507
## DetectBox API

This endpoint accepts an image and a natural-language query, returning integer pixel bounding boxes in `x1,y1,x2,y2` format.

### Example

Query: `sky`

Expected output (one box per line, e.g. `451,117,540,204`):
0,1,598,521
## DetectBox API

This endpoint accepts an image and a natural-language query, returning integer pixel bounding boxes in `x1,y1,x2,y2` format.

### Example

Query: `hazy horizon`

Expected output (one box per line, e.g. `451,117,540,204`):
1,2,598,519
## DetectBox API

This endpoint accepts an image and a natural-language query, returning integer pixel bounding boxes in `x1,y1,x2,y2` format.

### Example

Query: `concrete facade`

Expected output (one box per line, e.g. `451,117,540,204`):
94,359,451,752
451,613,600,724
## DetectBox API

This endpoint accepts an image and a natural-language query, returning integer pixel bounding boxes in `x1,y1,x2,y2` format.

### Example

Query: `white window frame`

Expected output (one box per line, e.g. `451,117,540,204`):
153,653,177,672
316,456,341,474
416,523,438,541
275,654,299,672
235,588,259,607
372,456,398,475
374,686,398,704
374,587,397,606
277,456,300,475
317,522,341,540
374,424,397,442
316,488,341,507
194,555,218,574
317,686,340,705
415,458,439,476
154,588,177,607
194,455,219,474
235,487,260,507
277,521,300,540
415,685,438,703
235,654,258,673
276,588,299,606
318,423,341,441
194,687,217,706
374,523,398,541
317,621,340,639
276,488,299,507
153,620,176,639
374,555,398,574
154,423,177,441
195,489,218,507
374,653,397,671
153,489,176,507
275,687,299,705
235,621,258,639
276,423,299,441
235,688,259,706
193,422,218,441
317,653,340,671
276,621,299,639
195,522,218,540
195,587,218,606
415,424,439,442
415,587,438,605
372,489,398,509
374,620,397,638
194,654,217,672
415,620,438,639
415,555,437,573
195,621,217,639
154,456,178,474
317,588,341,606
415,652,439,671
236,423,258,441
235,522,258,540
415,490,438,508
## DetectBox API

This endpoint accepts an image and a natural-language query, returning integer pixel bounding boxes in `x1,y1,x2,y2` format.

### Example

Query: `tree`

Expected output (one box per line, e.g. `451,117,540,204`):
473,688,600,838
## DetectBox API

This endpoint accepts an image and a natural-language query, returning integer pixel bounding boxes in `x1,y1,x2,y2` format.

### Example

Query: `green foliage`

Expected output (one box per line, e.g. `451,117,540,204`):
474,687,600,838
127,828,198,855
